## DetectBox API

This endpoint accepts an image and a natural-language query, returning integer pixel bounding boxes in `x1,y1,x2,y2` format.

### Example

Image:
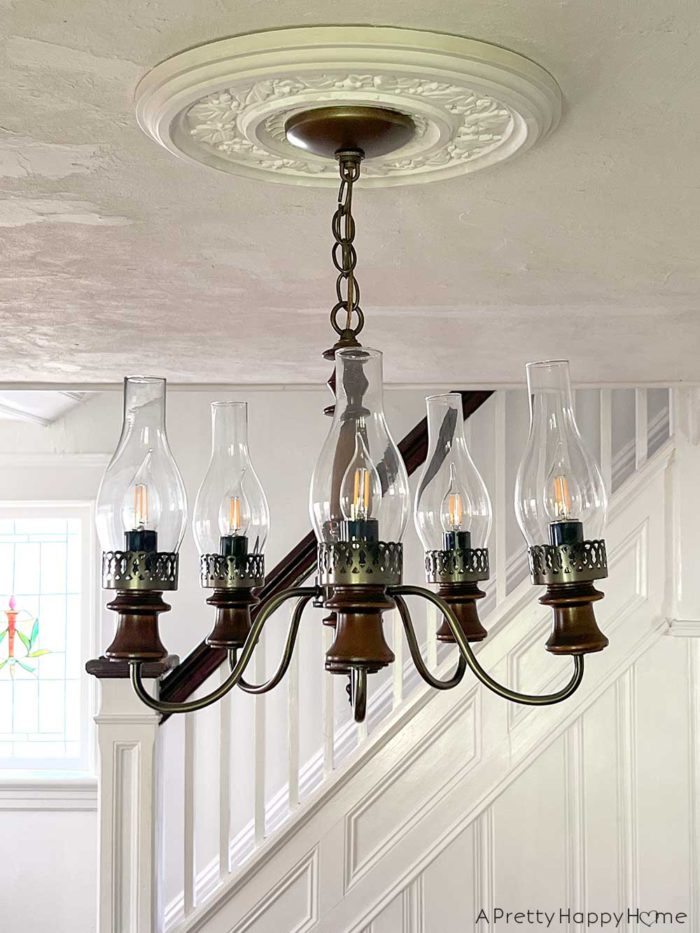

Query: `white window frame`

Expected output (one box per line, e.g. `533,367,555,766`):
0,500,97,778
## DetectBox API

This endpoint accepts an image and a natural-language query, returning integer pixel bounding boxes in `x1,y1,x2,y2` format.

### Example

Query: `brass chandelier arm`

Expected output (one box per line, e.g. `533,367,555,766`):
350,668,367,723
129,586,319,714
237,594,314,694
393,594,467,690
390,585,585,706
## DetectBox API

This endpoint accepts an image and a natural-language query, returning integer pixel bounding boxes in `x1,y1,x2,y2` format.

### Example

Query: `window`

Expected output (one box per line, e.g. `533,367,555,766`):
0,503,94,772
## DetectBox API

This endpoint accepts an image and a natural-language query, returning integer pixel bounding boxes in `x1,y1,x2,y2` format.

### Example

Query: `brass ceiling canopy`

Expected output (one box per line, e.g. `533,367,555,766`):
284,106,416,160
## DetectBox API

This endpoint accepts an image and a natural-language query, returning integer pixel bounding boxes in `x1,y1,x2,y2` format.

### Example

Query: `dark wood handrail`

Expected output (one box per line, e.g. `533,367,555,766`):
158,390,493,712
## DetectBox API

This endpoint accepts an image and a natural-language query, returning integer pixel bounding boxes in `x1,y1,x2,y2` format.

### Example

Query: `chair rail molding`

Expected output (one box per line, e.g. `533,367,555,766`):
0,777,97,811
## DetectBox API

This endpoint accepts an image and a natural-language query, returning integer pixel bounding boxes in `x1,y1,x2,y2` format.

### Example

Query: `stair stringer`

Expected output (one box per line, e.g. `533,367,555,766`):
177,445,673,933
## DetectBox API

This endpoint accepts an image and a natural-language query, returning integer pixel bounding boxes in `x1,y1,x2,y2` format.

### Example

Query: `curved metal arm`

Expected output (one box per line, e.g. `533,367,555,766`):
390,585,584,706
130,586,319,714
350,668,367,723
393,595,467,690
238,594,313,694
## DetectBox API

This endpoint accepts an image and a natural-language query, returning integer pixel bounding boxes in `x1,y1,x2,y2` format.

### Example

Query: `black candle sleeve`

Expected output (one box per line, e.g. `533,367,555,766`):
124,528,158,552
443,530,472,551
548,520,585,547
341,519,379,543
220,534,249,558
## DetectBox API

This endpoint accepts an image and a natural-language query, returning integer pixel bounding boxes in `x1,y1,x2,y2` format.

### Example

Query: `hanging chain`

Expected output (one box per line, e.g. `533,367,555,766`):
329,150,365,342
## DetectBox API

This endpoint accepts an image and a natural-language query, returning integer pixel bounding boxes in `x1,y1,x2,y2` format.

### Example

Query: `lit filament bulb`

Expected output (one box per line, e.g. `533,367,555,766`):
133,483,149,529
439,464,472,550
122,449,160,533
544,465,585,545
440,464,469,533
219,481,250,538
447,488,463,531
121,450,160,552
340,432,382,539
218,480,251,556
552,474,573,520
228,495,243,535
351,467,372,520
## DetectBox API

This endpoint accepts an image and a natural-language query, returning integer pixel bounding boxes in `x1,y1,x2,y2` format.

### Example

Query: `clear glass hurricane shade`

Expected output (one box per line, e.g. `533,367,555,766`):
193,402,270,555
96,377,187,552
514,361,608,546
309,347,409,543
414,393,492,551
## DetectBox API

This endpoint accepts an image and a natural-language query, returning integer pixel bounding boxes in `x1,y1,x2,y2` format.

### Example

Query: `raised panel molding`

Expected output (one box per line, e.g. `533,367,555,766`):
687,639,700,928
113,742,140,933
95,678,161,933
565,721,586,932
402,877,425,933
344,694,480,891
473,809,495,933
616,669,639,912
230,846,319,933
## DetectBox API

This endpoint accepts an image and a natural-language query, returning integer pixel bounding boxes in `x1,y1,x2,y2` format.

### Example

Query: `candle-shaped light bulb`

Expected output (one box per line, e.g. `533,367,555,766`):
441,464,467,532
228,496,243,534
219,482,251,537
351,465,371,520
439,463,473,550
133,482,149,529
551,473,573,520
217,476,252,557
340,431,382,541
120,450,162,551
543,461,585,546
122,451,159,529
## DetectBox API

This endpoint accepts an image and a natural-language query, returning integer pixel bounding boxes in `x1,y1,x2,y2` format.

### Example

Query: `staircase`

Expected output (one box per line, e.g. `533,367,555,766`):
93,386,700,933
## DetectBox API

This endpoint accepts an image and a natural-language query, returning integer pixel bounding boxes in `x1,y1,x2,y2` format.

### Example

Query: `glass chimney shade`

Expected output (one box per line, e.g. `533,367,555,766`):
414,393,492,551
193,402,270,557
514,361,608,548
309,347,409,544
96,377,187,553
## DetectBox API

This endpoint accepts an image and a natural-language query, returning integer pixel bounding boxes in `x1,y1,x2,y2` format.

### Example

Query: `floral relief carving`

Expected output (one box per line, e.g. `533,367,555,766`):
185,74,513,176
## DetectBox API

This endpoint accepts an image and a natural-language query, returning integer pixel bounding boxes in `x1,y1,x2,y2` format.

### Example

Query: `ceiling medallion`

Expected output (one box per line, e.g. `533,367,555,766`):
135,26,562,187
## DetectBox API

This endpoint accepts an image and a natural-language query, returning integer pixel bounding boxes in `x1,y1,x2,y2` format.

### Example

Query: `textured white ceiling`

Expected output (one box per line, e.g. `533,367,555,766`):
0,1,698,386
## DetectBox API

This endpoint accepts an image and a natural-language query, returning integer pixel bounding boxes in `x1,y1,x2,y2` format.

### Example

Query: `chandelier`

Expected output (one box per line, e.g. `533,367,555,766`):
95,105,610,720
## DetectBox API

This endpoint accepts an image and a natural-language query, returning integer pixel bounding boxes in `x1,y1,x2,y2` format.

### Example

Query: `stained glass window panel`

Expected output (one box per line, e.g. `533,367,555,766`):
0,508,92,771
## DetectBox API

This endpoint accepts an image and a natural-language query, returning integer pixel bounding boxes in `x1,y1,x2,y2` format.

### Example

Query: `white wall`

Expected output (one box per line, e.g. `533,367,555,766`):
0,809,97,933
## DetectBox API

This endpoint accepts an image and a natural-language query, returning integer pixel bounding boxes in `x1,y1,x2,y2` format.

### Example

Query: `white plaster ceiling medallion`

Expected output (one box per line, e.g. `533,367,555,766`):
135,26,562,188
